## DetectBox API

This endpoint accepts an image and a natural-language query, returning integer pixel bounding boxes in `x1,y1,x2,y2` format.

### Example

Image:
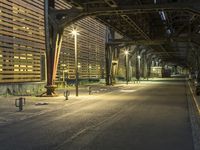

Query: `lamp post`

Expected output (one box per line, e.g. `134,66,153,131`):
70,28,79,96
124,50,129,85
62,69,68,87
89,64,91,82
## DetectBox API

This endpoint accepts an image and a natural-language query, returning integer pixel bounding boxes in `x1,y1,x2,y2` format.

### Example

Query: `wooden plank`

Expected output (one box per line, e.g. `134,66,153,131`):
0,0,44,83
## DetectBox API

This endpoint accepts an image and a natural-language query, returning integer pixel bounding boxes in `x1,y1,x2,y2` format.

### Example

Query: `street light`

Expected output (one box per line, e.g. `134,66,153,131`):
89,64,92,82
124,50,129,85
62,69,68,87
70,28,80,96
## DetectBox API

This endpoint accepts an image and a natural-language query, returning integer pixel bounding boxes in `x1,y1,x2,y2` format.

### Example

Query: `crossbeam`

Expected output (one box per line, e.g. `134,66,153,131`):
58,2,200,17
107,39,166,45
54,2,200,29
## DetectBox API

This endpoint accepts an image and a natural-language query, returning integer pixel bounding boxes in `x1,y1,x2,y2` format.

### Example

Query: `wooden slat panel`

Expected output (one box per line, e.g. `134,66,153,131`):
56,0,106,80
0,0,106,83
0,0,45,83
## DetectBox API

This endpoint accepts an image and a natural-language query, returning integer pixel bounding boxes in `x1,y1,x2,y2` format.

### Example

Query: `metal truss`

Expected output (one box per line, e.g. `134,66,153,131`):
43,0,200,93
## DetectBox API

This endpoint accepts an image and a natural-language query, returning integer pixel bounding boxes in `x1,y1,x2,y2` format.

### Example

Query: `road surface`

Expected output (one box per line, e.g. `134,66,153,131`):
0,79,194,150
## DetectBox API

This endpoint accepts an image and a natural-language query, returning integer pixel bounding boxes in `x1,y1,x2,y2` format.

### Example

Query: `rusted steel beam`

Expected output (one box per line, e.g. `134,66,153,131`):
43,0,64,96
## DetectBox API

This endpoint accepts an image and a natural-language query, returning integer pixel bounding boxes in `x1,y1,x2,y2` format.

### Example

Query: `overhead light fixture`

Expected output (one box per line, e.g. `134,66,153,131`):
159,11,166,21
166,29,171,35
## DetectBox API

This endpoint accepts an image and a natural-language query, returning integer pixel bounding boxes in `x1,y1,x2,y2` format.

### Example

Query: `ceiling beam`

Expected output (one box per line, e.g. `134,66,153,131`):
57,2,200,17
120,15,150,40
83,2,200,16
107,39,166,45
55,2,200,28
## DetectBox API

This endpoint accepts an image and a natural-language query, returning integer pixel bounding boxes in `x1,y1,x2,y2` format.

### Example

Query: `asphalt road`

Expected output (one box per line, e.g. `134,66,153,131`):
0,80,194,150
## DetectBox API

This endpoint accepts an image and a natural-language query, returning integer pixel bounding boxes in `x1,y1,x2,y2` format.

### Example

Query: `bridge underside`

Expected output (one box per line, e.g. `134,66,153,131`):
44,0,200,94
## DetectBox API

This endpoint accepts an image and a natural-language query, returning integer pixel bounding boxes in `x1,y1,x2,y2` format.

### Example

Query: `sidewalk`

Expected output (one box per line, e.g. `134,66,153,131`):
0,80,178,127
188,81,200,115
186,81,200,150
0,84,125,127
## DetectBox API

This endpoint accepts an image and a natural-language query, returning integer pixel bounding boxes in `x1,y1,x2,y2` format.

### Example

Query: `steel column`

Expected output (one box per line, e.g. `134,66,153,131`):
43,0,64,96
136,51,140,81
143,53,148,79
105,45,113,85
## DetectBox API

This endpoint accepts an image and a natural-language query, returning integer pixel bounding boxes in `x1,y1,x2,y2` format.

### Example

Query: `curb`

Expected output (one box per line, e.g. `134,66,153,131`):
186,81,200,150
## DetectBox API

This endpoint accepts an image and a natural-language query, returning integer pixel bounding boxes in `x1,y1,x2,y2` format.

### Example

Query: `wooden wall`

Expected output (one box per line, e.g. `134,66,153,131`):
55,1,106,80
0,0,106,83
0,0,45,82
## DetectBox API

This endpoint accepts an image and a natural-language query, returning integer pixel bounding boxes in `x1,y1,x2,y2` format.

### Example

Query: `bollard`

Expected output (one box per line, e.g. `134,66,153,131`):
15,97,26,111
88,86,92,95
64,90,70,100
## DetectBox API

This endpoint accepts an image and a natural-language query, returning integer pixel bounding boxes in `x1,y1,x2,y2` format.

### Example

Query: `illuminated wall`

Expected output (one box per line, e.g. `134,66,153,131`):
0,0,106,83
0,0,45,82
55,1,106,80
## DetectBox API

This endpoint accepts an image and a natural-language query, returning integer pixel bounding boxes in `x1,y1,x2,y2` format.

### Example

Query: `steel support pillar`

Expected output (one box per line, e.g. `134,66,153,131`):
125,51,129,84
112,47,120,84
105,28,116,85
146,53,153,79
195,49,200,71
105,45,113,85
136,51,140,81
42,0,64,96
147,61,151,79
143,53,148,79
140,54,145,78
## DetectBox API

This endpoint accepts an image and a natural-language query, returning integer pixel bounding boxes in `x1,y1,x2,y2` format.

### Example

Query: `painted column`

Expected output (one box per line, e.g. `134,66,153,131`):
44,0,64,96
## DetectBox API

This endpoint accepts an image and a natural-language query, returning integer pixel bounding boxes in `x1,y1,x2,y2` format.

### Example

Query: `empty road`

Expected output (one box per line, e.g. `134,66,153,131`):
0,79,194,150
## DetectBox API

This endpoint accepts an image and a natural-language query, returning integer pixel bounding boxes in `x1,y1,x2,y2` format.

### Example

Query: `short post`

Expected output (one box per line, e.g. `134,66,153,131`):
64,90,70,100
15,97,26,111
88,86,92,95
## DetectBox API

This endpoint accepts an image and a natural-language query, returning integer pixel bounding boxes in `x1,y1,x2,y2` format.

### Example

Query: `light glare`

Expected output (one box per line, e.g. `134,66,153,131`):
124,50,129,55
69,27,80,36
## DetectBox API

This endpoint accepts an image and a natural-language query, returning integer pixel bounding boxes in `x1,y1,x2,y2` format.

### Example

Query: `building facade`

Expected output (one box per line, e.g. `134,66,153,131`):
0,0,106,94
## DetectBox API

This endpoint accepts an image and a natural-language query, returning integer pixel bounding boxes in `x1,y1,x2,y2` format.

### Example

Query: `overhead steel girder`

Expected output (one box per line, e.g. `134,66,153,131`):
53,2,200,27
81,2,199,15
86,4,200,16
51,2,200,60
107,39,166,45
50,7,84,28
120,15,150,40
43,1,199,92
